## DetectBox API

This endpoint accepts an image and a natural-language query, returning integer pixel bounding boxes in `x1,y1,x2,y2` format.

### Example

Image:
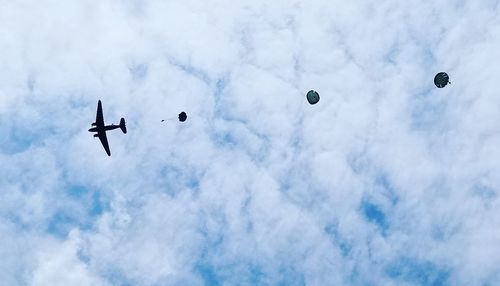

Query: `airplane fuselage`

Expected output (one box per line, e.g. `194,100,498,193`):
88,124,120,133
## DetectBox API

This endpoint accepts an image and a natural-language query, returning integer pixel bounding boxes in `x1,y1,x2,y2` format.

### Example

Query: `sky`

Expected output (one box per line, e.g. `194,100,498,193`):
1,0,500,285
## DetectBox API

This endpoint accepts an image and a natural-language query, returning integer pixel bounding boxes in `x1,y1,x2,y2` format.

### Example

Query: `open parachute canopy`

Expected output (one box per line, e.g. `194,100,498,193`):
306,90,320,105
161,111,187,123
434,72,450,88
178,112,187,122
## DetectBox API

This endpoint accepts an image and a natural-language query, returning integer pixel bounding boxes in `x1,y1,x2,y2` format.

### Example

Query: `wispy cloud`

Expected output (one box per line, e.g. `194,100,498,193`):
1,0,500,285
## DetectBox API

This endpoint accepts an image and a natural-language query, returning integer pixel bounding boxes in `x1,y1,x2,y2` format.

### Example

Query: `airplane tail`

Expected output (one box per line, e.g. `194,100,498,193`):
120,118,127,134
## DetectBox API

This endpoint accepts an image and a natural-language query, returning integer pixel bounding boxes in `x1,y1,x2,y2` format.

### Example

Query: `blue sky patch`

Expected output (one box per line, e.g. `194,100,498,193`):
324,223,352,257
195,262,221,286
361,200,389,234
385,257,450,286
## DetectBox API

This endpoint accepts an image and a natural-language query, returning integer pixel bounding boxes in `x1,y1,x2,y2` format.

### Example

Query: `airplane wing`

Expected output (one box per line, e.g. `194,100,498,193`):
98,130,111,156
95,100,104,127
95,100,110,156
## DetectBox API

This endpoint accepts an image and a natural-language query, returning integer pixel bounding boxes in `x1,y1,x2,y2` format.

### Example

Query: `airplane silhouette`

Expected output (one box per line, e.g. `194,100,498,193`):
88,100,127,156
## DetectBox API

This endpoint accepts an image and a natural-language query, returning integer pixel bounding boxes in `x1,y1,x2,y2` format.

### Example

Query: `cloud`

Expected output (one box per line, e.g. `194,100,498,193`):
1,0,500,285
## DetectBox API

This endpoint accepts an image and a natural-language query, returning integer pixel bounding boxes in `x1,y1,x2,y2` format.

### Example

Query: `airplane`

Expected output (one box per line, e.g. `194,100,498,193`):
88,100,127,156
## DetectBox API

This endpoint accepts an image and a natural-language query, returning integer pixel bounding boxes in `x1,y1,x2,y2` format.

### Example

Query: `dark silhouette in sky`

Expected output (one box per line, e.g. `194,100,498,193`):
88,100,127,156
434,72,450,88
161,111,187,123
178,112,187,122
306,90,320,105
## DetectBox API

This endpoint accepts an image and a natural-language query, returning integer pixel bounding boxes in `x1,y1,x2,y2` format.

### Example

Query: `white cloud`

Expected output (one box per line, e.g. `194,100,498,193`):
1,0,500,285
31,230,109,286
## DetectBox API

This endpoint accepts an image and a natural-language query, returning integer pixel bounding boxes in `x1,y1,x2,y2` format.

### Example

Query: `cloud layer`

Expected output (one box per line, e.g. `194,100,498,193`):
1,1,500,285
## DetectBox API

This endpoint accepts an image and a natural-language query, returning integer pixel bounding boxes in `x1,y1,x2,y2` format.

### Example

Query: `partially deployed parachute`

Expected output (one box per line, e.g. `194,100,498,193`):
434,72,450,88
178,112,187,122
306,90,320,105
161,111,187,123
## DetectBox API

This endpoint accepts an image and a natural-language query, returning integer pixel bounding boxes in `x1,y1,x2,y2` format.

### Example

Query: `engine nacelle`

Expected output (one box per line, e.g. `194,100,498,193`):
91,122,96,126
93,134,99,138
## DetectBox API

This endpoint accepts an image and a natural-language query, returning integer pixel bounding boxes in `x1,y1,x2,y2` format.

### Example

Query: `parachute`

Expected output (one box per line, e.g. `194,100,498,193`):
161,111,187,123
434,72,450,88
306,90,320,105
178,112,187,122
